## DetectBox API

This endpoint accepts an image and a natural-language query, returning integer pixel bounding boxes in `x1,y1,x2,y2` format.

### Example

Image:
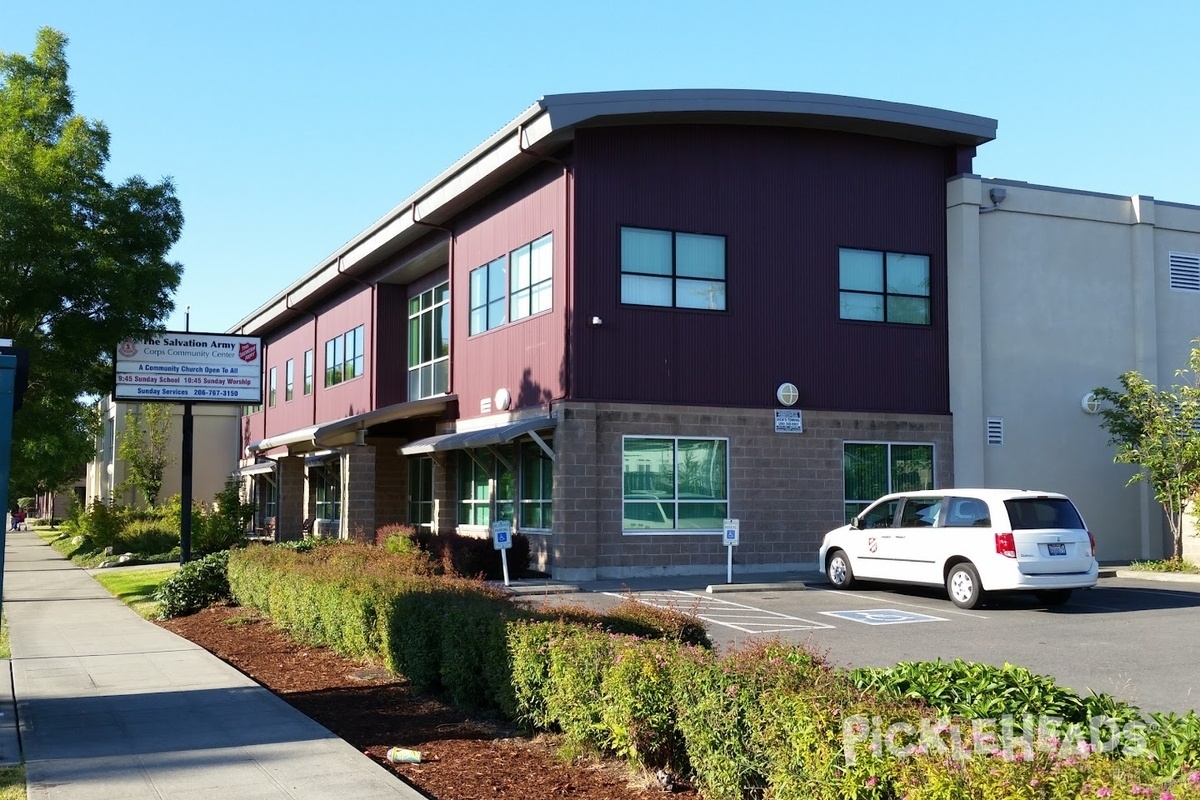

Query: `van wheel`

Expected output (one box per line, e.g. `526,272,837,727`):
827,550,855,589
1035,589,1072,606
946,562,983,609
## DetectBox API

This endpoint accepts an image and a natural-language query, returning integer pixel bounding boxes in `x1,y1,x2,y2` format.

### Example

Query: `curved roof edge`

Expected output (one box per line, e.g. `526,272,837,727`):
537,89,997,147
229,90,995,335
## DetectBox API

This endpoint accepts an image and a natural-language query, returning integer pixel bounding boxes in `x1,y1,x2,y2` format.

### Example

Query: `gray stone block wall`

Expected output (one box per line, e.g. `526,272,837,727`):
342,446,376,543
277,457,305,541
550,401,953,581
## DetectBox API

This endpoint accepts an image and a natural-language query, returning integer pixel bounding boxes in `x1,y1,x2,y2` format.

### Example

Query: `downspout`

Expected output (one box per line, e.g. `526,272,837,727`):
517,123,572,410
286,294,320,427
335,256,378,410
410,205,455,396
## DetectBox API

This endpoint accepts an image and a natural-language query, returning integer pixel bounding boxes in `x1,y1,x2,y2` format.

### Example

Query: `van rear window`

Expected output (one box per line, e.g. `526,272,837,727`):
1003,498,1084,530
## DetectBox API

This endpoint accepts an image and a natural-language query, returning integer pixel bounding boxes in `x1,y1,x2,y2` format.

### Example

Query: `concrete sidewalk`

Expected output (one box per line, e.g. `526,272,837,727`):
2,530,426,799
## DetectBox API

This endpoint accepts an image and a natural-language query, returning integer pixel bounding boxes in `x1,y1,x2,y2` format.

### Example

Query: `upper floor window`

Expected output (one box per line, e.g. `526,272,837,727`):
284,358,294,402
510,234,553,322
303,349,313,395
408,282,449,400
268,366,277,407
839,248,930,325
324,325,364,388
469,256,507,335
620,227,726,310
469,233,554,335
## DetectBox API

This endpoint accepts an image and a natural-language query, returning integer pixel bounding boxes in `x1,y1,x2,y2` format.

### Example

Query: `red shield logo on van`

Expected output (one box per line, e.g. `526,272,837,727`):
238,342,258,363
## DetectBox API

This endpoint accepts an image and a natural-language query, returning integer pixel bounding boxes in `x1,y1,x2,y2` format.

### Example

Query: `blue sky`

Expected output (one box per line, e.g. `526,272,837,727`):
5,1,1199,334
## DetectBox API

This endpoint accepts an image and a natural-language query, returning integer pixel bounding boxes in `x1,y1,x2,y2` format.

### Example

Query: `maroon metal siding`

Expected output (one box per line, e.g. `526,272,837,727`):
451,164,568,419
261,317,318,437
312,286,374,423
375,283,409,408
570,124,951,414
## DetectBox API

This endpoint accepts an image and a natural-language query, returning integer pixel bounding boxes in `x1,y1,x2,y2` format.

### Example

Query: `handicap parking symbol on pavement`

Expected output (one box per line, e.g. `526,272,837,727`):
819,608,948,626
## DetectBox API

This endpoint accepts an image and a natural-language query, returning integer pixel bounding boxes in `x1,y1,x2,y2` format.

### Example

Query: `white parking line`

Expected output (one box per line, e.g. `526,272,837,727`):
805,586,990,619
604,590,835,633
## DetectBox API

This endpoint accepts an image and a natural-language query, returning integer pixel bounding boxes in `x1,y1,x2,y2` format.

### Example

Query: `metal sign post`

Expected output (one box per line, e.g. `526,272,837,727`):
492,520,512,586
723,518,740,584
0,352,17,617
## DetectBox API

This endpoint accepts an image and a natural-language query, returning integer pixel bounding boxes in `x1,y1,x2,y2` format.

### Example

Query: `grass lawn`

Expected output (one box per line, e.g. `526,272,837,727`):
0,765,23,800
92,567,179,619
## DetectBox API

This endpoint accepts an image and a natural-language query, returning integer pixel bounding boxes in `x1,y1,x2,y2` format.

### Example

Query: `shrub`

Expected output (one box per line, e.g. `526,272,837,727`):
379,524,421,556
415,531,532,579
192,478,254,556
600,637,688,770
156,551,231,618
602,597,712,647
114,520,180,556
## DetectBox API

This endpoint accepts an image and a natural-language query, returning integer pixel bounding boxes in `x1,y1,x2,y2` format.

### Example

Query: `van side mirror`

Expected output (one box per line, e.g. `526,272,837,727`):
849,516,860,530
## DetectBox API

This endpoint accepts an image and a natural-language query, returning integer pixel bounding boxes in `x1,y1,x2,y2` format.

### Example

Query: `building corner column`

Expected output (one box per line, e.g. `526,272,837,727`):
1130,194,1161,559
946,175,986,487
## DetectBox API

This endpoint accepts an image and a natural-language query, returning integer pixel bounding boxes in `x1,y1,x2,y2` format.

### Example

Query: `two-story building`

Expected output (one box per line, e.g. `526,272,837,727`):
232,90,1200,580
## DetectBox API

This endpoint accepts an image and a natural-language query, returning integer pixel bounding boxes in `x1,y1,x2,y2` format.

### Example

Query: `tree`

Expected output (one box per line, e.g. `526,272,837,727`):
0,28,183,499
1092,341,1200,560
116,402,175,507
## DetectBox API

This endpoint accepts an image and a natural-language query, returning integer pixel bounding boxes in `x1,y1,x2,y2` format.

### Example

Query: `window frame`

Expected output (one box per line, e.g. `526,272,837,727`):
284,358,294,402
838,247,931,325
621,435,729,535
311,461,341,521
303,349,314,396
408,456,434,529
842,441,936,523
509,233,553,323
268,366,277,407
408,282,450,400
619,226,727,311
323,325,366,388
469,233,554,336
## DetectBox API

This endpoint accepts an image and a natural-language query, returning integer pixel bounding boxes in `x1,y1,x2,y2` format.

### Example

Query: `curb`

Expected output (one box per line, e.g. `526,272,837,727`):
0,660,20,767
1112,569,1200,583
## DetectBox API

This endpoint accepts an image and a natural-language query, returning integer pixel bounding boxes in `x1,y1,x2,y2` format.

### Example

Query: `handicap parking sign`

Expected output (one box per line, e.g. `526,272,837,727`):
491,521,512,550
722,518,739,546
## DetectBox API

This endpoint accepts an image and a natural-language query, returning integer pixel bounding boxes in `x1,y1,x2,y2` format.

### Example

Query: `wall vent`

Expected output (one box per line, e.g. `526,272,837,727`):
1170,252,1200,292
986,417,1004,446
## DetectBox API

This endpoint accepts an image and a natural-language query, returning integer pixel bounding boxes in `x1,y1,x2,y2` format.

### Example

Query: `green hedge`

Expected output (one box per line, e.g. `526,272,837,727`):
225,542,1200,799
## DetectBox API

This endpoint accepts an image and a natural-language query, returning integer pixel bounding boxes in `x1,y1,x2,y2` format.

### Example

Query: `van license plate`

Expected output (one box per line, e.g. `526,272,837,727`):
1047,543,1067,556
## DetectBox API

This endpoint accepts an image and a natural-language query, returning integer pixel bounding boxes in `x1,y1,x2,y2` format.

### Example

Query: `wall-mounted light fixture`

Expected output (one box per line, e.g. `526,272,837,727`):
1081,392,1101,415
980,186,1008,214
776,382,799,407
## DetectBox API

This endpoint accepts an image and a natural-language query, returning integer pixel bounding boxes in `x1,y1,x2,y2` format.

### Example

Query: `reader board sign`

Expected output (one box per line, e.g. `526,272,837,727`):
113,332,263,404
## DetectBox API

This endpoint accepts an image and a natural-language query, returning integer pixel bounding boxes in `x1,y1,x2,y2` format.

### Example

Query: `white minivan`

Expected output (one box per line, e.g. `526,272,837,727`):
819,488,1098,609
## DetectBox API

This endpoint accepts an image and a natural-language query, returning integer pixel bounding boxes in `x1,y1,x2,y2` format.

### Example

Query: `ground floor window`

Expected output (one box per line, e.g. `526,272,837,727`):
409,456,434,529
519,441,552,530
456,440,552,530
458,452,494,526
251,474,277,532
622,437,728,532
311,461,341,520
843,441,934,522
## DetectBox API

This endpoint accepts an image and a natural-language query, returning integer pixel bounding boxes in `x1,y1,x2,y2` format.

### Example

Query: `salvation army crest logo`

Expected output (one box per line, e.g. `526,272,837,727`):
238,342,258,363
117,339,138,358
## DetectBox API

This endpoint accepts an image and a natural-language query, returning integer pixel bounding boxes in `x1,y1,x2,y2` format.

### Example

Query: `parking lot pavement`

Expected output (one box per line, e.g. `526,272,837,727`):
524,575,1200,715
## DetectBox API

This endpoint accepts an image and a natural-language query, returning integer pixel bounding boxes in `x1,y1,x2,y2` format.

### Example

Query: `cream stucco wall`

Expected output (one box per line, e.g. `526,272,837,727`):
948,176,1200,562
87,397,240,508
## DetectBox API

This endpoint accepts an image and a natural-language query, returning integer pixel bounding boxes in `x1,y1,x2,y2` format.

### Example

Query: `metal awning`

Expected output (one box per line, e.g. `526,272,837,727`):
245,395,454,455
236,461,277,477
400,416,556,456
